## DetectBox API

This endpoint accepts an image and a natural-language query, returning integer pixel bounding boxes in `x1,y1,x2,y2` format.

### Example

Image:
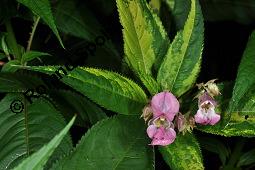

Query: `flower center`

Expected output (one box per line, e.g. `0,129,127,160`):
201,101,213,112
153,116,170,128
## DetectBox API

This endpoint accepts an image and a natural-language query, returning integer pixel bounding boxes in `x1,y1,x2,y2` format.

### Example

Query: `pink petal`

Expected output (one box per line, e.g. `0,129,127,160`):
151,127,176,146
146,125,157,138
208,112,221,125
194,109,209,125
151,92,179,121
199,92,217,106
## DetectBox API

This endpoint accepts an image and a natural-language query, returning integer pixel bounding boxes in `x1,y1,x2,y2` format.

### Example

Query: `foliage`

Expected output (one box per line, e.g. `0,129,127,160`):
0,0,255,169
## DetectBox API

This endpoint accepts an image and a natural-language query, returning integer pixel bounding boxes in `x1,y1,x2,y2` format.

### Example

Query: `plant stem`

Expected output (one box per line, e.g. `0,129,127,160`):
26,16,40,52
5,20,20,59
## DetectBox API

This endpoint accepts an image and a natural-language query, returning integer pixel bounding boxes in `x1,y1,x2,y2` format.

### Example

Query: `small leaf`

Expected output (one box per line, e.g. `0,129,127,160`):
1,60,21,72
13,116,76,170
17,0,64,47
157,0,204,97
51,115,154,170
19,66,148,115
21,51,50,64
159,133,204,170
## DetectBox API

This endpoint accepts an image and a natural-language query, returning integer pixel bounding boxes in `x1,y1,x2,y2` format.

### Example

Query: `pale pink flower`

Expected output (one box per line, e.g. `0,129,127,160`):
194,93,220,125
146,91,179,146
151,91,179,121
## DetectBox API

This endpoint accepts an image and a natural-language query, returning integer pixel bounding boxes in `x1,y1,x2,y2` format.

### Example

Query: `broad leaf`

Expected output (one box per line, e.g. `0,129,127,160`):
19,66,148,115
159,133,204,170
13,116,75,170
51,115,154,170
0,93,72,169
17,0,64,47
50,90,107,126
157,0,204,97
117,0,169,94
227,31,255,122
0,72,46,92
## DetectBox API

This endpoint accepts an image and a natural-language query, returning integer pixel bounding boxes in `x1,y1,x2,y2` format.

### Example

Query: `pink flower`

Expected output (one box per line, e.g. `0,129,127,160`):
194,93,220,125
151,91,180,121
147,122,176,146
145,91,179,146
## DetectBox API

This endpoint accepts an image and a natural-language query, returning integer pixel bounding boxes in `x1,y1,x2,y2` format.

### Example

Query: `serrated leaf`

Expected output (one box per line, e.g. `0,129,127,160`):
51,115,154,170
172,0,191,30
0,93,72,169
17,0,64,47
19,66,148,115
13,116,75,170
0,72,46,92
159,133,204,170
117,0,169,94
197,82,255,137
21,51,50,64
157,0,204,97
227,31,255,122
197,112,255,137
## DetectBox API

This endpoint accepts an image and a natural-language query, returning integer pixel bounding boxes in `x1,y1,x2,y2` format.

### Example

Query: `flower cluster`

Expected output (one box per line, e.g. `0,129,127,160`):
142,91,179,146
142,80,221,146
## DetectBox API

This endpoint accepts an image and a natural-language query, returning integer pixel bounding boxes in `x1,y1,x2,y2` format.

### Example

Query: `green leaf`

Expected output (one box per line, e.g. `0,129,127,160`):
13,116,75,170
197,112,255,137
54,0,120,64
19,66,148,115
51,115,154,170
117,0,169,94
237,148,255,167
21,51,50,64
0,72,46,92
50,90,107,126
172,0,191,30
0,52,6,60
157,0,204,97
1,60,21,72
196,82,255,137
17,0,64,48
0,93,72,169
227,31,255,122
159,133,204,170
